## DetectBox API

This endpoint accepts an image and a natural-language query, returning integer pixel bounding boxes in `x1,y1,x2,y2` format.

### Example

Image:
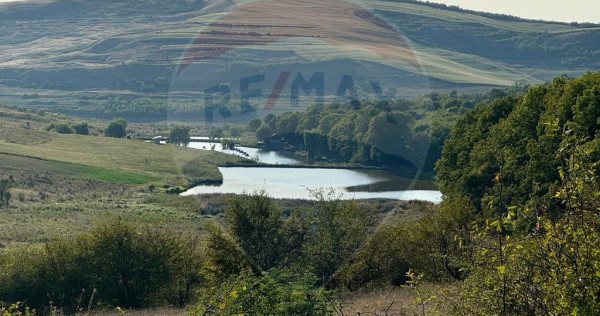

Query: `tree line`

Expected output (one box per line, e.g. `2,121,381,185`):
250,87,526,174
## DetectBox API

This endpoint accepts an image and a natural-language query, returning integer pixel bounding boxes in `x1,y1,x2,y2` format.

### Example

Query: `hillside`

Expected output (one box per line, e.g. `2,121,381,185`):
0,0,598,119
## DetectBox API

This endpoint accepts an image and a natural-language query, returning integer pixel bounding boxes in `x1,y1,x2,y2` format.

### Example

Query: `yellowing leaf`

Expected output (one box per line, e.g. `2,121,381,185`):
497,265,506,274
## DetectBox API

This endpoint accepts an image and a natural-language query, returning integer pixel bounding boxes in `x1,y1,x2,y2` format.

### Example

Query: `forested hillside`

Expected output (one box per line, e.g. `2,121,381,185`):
254,86,525,174
432,71,600,314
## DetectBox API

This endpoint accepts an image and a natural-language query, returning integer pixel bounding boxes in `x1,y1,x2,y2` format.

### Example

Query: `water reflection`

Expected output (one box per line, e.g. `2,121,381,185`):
182,167,442,203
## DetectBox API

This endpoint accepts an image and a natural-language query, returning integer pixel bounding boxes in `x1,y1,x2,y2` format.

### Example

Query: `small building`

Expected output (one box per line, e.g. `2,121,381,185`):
152,136,166,144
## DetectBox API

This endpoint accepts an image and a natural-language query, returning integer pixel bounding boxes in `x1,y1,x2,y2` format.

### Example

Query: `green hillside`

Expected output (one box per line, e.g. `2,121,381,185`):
0,0,598,118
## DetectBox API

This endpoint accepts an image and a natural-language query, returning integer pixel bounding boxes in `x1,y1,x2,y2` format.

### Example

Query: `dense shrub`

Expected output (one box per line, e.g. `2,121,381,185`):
0,218,204,313
433,72,600,314
72,122,89,135
191,270,332,316
45,122,89,135
0,177,12,207
104,118,127,138
333,200,472,289
54,123,75,134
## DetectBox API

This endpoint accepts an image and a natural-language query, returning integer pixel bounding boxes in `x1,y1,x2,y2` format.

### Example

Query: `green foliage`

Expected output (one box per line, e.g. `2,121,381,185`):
262,89,514,172
209,127,224,140
302,190,368,286
255,122,273,141
53,123,75,134
104,118,127,138
0,219,204,312
192,270,332,316
217,190,307,273
206,190,372,290
275,112,300,135
436,72,600,222
72,122,89,135
169,125,190,146
334,199,472,289
453,146,600,315
434,72,600,314
227,126,244,138
220,138,235,150
0,177,13,207
45,122,88,135
247,118,262,132
0,302,34,316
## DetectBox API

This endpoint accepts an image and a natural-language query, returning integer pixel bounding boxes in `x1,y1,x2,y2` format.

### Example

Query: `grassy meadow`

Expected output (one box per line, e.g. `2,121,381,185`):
0,106,246,248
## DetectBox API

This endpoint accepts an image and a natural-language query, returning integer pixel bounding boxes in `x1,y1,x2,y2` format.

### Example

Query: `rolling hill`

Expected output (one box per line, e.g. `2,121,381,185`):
0,0,598,120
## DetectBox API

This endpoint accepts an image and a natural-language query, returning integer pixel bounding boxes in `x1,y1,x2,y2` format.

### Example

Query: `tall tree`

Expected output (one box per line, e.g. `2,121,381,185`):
169,125,190,146
105,118,127,138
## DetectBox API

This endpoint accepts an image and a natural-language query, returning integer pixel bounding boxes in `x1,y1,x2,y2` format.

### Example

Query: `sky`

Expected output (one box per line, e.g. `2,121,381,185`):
0,0,599,23
417,0,600,23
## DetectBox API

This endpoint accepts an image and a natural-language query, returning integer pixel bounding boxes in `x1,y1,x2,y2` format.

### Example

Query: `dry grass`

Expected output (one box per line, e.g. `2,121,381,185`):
338,284,453,316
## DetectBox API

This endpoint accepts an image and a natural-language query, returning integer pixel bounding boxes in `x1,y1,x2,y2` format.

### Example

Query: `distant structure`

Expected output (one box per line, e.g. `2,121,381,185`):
152,136,167,144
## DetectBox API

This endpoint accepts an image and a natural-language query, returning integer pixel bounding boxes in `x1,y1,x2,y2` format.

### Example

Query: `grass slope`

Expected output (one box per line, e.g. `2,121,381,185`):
0,132,242,186
0,153,158,184
0,0,598,116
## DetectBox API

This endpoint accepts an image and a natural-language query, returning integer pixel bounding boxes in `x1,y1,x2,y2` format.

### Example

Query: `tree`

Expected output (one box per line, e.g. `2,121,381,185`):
105,118,127,138
169,125,190,146
274,112,299,135
247,118,262,132
263,113,277,130
209,127,224,140
255,123,273,141
216,191,306,273
228,126,244,138
0,177,13,207
302,189,368,286
72,122,89,135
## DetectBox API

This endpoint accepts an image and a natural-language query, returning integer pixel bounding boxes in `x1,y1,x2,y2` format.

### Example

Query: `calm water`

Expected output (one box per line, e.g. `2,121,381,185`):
185,138,442,203
182,167,442,203
188,141,301,165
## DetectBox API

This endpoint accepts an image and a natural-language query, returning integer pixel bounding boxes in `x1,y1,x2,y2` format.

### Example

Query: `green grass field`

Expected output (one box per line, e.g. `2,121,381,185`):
0,130,243,186
0,108,245,247
0,153,159,184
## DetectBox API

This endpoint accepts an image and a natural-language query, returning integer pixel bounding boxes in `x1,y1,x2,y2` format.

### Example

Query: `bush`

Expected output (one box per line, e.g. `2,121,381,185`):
72,122,89,135
54,123,75,134
0,177,13,207
332,199,472,290
0,218,204,312
191,270,332,316
105,118,127,138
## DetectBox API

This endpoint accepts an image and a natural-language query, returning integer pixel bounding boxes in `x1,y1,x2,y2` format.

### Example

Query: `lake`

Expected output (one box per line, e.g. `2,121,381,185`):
182,166,442,203
185,140,442,203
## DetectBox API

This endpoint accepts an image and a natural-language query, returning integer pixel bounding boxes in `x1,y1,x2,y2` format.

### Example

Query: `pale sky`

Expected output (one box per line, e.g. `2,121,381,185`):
418,0,600,24
0,0,599,23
